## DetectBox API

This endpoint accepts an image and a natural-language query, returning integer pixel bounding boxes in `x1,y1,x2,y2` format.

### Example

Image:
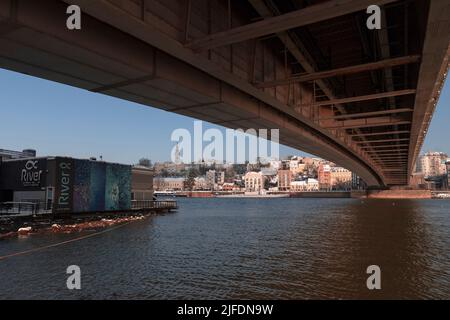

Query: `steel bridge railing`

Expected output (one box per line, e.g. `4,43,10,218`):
0,201,53,216
131,200,178,210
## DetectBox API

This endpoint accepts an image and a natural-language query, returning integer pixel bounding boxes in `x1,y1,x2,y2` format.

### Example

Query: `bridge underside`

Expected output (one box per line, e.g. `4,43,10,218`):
0,0,448,186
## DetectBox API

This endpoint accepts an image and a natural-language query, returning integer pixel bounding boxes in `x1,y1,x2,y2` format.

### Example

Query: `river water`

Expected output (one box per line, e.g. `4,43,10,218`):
0,198,449,299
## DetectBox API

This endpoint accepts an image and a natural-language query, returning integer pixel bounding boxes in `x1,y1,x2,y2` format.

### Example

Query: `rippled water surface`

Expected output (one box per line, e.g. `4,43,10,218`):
0,198,449,299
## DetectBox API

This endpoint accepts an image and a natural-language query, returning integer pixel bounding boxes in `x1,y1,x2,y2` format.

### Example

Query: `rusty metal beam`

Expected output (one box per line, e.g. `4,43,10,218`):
319,107,413,120
385,173,408,174
377,160,408,162
257,57,420,88
375,162,408,164
376,158,408,160
300,89,416,108
349,130,410,137
385,176,408,178
247,0,377,174
186,0,398,51
373,158,408,161
366,149,409,153
355,138,410,144
366,153,408,156
247,0,338,102
323,118,411,130
368,151,409,154
360,144,409,149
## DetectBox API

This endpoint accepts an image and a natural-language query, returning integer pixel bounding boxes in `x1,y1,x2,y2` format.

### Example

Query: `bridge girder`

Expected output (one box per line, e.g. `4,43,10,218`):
0,0,448,187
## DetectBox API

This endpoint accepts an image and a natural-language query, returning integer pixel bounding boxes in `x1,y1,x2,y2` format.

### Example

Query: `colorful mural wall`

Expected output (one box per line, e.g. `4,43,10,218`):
54,158,131,213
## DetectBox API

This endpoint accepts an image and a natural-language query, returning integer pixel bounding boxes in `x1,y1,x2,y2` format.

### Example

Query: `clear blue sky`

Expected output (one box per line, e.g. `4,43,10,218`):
0,68,448,164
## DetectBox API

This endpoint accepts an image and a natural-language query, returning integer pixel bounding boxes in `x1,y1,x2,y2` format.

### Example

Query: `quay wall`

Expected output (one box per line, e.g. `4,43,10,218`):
289,192,351,198
365,189,432,199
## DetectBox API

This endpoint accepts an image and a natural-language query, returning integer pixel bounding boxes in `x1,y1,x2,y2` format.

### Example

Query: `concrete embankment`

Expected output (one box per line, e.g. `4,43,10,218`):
289,191,351,198
301,189,434,199
351,189,432,199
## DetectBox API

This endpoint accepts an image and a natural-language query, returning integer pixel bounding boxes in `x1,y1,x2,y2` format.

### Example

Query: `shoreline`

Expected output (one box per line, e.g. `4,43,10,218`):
0,213,151,240
216,194,290,198
165,189,447,199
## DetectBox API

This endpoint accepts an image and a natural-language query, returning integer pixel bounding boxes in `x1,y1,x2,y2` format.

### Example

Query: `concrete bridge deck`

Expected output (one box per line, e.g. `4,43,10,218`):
0,0,448,187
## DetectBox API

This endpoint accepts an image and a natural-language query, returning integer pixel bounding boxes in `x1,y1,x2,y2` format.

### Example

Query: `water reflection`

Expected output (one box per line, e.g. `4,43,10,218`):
0,198,449,299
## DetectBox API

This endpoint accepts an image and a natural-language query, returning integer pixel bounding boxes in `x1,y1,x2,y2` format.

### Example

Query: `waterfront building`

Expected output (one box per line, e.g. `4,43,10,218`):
303,157,323,167
318,164,331,191
153,161,185,175
206,170,225,190
206,170,215,190
419,152,448,178
244,171,265,192
217,171,225,185
278,169,292,191
290,181,304,192
289,158,300,173
194,177,207,190
0,148,36,161
308,178,319,191
131,165,154,201
0,156,132,213
330,167,352,190
289,159,306,175
221,182,236,191
290,178,319,192
153,177,185,191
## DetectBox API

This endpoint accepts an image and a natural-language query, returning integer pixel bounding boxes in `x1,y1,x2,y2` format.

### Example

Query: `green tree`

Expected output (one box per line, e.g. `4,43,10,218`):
184,169,197,191
225,166,236,181
264,179,271,190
